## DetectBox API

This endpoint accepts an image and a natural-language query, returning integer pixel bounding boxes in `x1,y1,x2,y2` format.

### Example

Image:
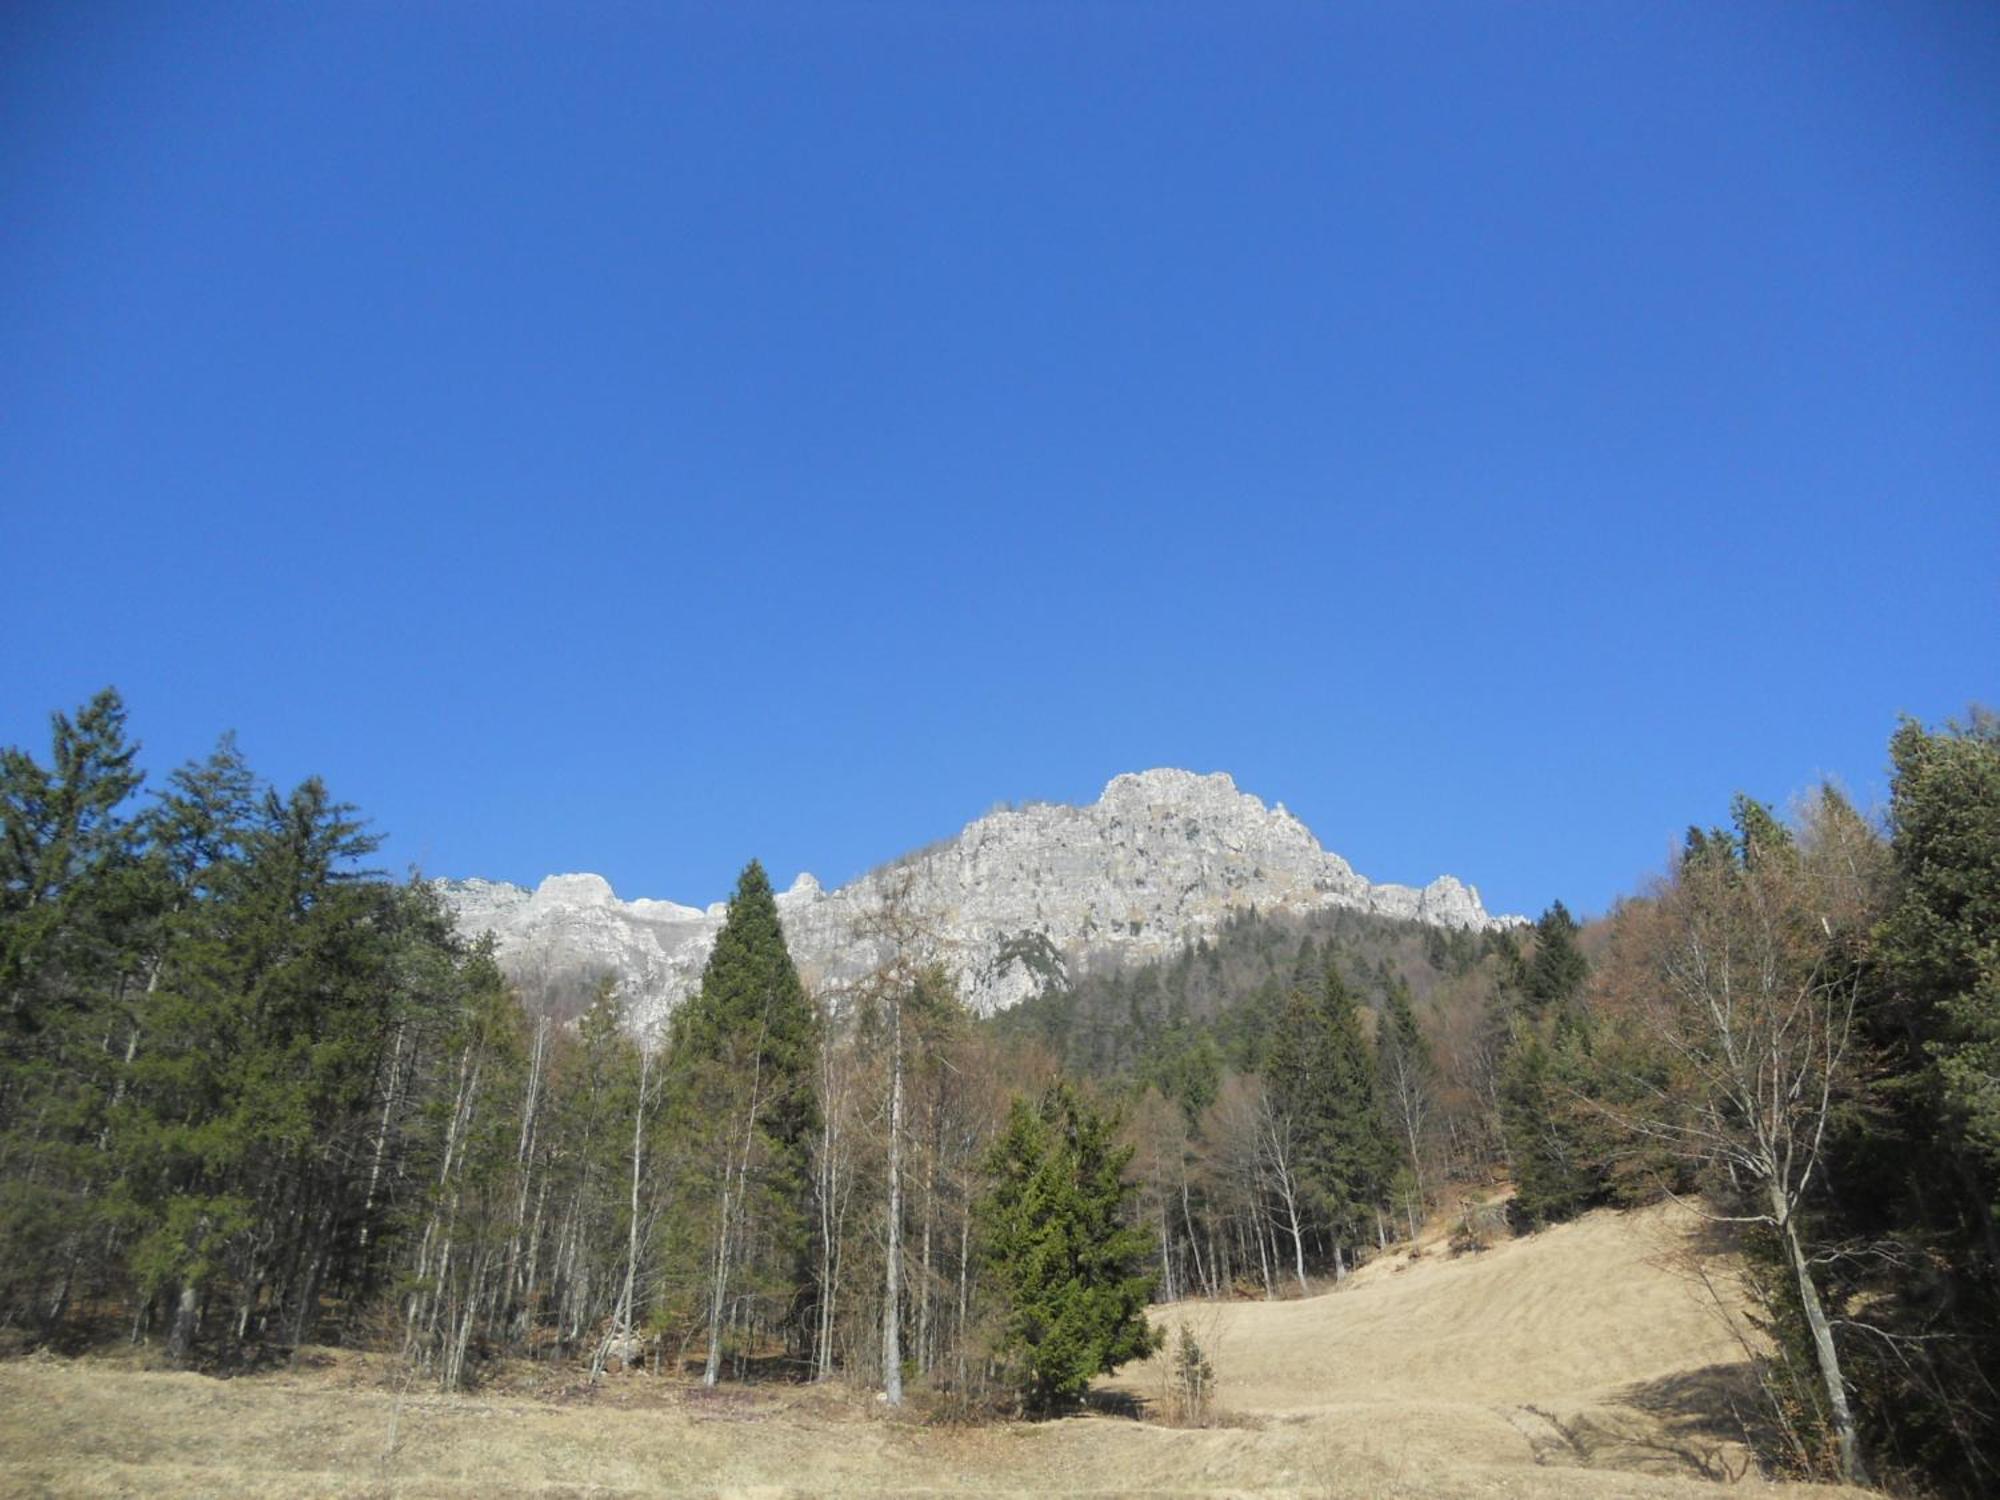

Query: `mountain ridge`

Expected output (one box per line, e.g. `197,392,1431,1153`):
437,767,1521,1032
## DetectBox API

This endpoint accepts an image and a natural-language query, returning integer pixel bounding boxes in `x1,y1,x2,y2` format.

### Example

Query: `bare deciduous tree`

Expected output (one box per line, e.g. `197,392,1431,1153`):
1611,791,1883,1486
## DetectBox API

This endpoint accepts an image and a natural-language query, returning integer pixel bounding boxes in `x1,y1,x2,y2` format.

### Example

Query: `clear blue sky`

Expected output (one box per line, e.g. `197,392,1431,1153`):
4,4,1995,920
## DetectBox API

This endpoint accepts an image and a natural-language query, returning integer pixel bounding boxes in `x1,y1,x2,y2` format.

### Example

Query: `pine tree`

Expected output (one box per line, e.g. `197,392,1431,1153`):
0,689,146,1331
1878,714,2000,1193
1499,900,1621,1228
0,688,144,1025
661,860,819,1383
1267,963,1395,1266
1498,1012,1610,1227
980,1081,1158,1414
1520,900,1587,1020
117,775,397,1361
1833,713,2000,1490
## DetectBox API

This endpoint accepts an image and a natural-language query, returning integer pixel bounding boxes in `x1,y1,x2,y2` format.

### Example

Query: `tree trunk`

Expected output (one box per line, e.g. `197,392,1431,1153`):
1179,1177,1205,1295
916,1138,934,1375
167,1284,199,1366
599,1046,650,1379
882,991,904,1406
955,1189,972,1391
1773,1183,1869,1486
1283,1193,1309,1296
703,1174,734,1387
705,1047,766,1388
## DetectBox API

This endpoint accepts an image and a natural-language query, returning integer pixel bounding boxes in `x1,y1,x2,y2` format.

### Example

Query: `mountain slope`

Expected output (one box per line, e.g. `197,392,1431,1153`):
439,768,1518,1030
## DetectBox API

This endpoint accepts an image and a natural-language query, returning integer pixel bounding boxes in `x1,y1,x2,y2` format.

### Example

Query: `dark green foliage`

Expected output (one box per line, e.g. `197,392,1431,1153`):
1136,1022,1221,1122
1519,900,1587,1019
660,860,820,1367
1496,903,1620,1228
1268,965,1396,1241
1878,713,2000,1191
670,860,818,1155
1813,712,2000,1493
1498,1010,1614,1227
0,688,144,1024
995,904,1490,1085
0,690,497,1355
980,1081,1159,1414
0,692,150,1332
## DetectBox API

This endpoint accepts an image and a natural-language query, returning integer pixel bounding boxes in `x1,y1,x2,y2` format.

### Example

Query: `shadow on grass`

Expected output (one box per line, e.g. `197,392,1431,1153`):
1080,1387,1150,1421
1605,1361,1771,1482
672,1352,814,1385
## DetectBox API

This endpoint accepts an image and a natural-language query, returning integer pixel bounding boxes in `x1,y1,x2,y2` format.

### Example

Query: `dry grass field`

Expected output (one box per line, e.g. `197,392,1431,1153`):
0,1203,1866,1498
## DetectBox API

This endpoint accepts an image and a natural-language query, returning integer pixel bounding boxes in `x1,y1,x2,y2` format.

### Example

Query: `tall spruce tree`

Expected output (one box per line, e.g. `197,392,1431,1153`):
1520,900,1587,1019
1267,962,1395,1266
1878,713,2000,1197
1498,901,1612,1228
0,689,144,1026
1830,712,2000,1491
662,860,819,1382
0,690,146,1331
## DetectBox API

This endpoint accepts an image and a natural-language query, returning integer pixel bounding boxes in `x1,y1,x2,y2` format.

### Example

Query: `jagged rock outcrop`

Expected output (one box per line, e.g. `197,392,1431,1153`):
436,769,1517,1034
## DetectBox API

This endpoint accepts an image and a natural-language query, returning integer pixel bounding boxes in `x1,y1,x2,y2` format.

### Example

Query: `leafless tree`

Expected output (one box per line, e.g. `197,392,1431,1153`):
1611,791,1884,1486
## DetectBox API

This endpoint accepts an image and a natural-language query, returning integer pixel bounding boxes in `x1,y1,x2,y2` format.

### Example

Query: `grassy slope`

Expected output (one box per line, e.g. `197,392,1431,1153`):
0,1204,1865,1498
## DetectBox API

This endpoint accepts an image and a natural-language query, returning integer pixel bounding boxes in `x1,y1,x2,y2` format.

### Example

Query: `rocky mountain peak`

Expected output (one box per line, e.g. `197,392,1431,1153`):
537,872,616,905
436,769,1518,1034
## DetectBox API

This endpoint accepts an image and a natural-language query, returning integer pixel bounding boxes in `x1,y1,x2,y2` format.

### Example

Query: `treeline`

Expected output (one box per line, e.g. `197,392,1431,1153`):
0,691,1159,1413
999,901,1534,1301
1480,714,2000,1496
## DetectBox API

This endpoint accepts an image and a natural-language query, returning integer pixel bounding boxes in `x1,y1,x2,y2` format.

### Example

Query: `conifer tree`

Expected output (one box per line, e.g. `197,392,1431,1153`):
1520,900,1587,1019
1267,963,1395,1267
1828,713,2000,1489
0,688,144,1024
0,689,146,1331
1495,900,1626,1228
980,1081,1157,1414
661,860,819,1382
1878,714,2000,1195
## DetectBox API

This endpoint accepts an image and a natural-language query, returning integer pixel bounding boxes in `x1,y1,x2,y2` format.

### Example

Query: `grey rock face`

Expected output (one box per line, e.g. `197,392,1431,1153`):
436,769,1517,1033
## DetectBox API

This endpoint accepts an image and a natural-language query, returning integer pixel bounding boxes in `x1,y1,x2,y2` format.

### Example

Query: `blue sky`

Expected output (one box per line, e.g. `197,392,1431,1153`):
4,3,1995,920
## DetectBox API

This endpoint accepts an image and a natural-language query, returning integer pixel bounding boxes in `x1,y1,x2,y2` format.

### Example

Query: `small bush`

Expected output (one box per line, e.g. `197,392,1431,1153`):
1449,1197,1496,1256
1161,1321,1215,1427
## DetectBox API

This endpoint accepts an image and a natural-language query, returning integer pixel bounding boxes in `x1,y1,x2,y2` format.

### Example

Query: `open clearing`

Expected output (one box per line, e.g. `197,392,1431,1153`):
0,1203,1864,1498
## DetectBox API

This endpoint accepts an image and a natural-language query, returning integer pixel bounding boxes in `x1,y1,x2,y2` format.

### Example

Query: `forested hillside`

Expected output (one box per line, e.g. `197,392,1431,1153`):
3,690,1996,1496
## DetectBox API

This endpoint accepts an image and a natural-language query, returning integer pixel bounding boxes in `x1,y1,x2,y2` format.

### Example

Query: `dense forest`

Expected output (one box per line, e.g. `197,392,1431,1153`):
3,690,1996,1494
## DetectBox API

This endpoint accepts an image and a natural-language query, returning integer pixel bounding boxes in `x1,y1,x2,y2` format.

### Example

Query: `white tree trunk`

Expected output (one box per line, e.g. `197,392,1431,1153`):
1772,1181,1869,1486
882,991,904,1406
598,1046,651,1379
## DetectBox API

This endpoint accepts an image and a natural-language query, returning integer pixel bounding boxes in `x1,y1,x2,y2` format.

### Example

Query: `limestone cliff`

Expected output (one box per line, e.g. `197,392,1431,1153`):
436,769,1516,1033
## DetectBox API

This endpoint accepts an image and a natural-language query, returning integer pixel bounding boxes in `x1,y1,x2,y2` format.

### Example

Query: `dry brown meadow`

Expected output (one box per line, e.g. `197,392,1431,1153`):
0,1203,1867,1498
